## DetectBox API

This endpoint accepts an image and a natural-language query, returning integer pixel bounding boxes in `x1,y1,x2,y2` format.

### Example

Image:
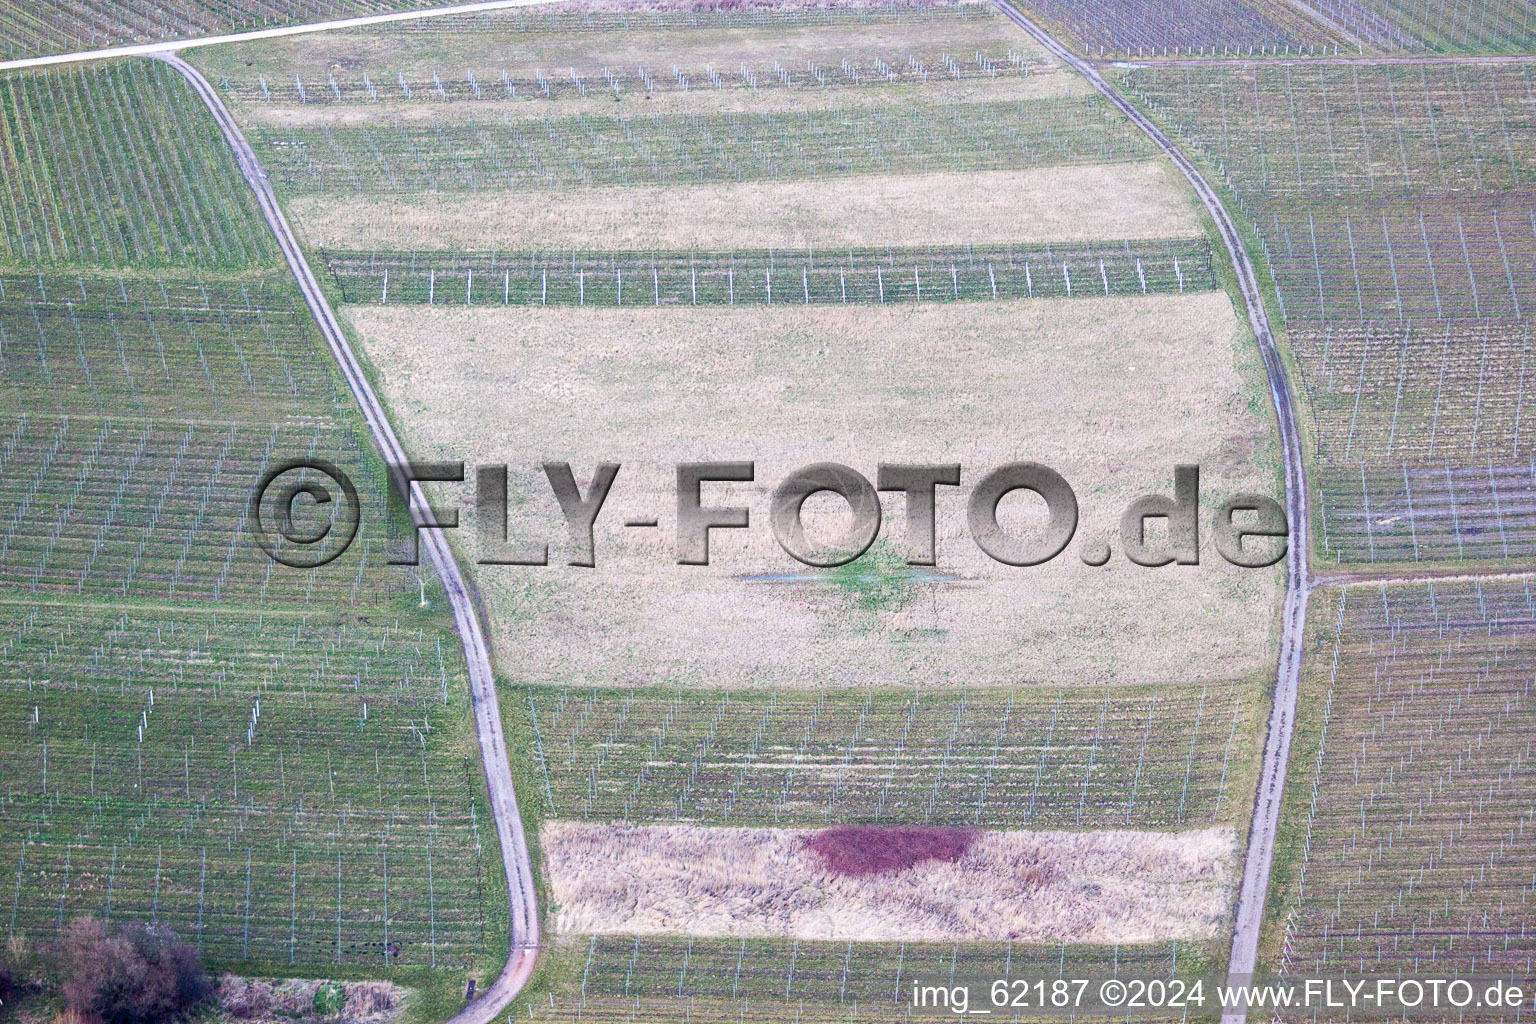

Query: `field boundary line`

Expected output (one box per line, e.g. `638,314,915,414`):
0,0,563,73
1316,567,1536,589
0,593,322,617
157,51,541,1024
987,4,1311,1021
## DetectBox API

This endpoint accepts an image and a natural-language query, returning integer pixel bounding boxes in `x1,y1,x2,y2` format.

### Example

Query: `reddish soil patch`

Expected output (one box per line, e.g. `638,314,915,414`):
804,826,979,878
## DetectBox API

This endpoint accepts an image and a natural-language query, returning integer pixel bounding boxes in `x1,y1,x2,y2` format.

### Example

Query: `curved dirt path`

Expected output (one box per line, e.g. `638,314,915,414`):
159,52,541,1024
986,3,1313,1019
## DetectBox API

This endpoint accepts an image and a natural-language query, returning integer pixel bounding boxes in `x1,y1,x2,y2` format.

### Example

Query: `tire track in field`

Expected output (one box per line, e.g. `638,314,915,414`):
159,51,541,1024
986,4,1313,1020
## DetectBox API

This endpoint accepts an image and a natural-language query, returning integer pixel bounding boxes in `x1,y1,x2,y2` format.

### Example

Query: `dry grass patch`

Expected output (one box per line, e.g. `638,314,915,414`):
543,822,1238,943
290,162,1199,251
347,295,1283,690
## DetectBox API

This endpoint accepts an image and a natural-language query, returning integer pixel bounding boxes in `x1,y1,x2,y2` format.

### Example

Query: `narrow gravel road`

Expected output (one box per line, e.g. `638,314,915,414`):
986,4,1314,1020
159,52,542,1024
0,0,561,72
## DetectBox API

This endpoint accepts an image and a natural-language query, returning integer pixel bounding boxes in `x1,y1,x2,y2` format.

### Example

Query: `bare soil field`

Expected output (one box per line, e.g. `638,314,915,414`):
347,295,1283,689
543,821,1238,943
291,162,1198,251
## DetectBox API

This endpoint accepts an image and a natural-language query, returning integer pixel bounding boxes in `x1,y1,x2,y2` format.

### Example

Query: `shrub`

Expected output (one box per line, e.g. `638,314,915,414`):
829,542,920,612
217,976,273,1019
1,936,40,1013
804,825,978,877
58,918,212,1024
312,982,346,1017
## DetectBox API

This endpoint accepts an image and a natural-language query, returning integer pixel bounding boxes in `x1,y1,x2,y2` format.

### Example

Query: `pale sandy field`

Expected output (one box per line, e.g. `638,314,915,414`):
291,162,1198,251
347,295,1284,689
543,822,1238,943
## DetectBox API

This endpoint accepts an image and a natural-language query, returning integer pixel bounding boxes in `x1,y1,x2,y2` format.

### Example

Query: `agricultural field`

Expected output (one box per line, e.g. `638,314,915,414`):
1012,0,1534,56
1115,62,1536,329
197,4,1285,692
191,4,1168,248
185,4,1291,1021
523,934,1203,1023
347,297,1282,691
1261,579,1536,990
297,164,1197,252
237,93,1153,193
0,615,493,970
0,62,276,267
1290,320,1536,564
0,271,400,605
1304,0,1536,53
515,682,1261,829
1118,61,1536,566
1013,0,1345,59
35,0,1536,1022
1098,33,1536,1024
0,53,503,1008
194,3,1061,97
506,673,1262,1019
